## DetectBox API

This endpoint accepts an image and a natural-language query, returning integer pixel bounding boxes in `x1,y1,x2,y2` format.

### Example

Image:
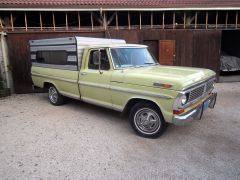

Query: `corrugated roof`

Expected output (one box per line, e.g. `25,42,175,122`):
1,0,240,9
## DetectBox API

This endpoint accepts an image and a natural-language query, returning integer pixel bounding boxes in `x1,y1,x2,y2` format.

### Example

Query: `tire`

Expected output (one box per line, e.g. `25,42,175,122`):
48,85,64,106
129,102,166,138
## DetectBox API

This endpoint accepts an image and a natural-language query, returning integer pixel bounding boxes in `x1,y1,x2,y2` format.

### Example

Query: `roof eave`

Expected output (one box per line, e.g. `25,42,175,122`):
1,6,240,11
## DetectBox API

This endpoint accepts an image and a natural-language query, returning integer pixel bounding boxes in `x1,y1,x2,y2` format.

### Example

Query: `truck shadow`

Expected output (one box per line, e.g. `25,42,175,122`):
53,96,201,139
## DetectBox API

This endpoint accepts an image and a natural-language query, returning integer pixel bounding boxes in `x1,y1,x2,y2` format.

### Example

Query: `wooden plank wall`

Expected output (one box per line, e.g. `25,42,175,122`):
7,30,221,93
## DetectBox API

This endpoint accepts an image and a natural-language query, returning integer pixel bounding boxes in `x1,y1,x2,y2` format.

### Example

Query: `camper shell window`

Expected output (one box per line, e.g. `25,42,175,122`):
36,51,67,65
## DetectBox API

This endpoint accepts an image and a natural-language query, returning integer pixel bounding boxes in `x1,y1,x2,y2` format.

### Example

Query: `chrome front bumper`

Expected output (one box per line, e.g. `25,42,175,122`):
173,92,217,126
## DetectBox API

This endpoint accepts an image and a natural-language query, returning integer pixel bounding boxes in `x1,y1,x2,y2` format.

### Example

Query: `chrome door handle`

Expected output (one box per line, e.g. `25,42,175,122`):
80,72,87,76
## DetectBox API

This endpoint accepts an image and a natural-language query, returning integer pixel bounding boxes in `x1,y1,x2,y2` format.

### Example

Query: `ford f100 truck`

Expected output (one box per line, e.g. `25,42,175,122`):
30,37,217,138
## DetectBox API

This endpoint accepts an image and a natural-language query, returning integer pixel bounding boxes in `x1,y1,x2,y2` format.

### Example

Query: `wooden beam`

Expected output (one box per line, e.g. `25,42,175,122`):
206,11,208,29
184,12,186,29
226,12,228,29
52,12,55,31
173,12,175,29
139,12,142,30
24,12,28,31
65,12,68,31
236,11,238,29
91,12,93,30
116,11,118,30
162,12,165,29
216,11,218,29
128,11,131,30
151,12,153,29
39,12,43,31
195,11,198,29
10,13,14,31
78,12,81,31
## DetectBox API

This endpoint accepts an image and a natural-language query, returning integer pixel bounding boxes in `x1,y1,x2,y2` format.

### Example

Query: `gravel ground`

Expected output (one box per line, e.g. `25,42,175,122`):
0,83,240,180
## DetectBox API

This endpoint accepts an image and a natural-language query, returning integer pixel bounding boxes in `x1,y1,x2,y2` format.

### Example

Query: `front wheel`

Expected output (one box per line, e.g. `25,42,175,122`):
48,85,64,106
129,102,166,138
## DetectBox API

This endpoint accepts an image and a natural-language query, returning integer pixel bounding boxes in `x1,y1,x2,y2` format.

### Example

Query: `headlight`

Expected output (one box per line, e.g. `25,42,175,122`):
173,93,189,111
180,94,187,105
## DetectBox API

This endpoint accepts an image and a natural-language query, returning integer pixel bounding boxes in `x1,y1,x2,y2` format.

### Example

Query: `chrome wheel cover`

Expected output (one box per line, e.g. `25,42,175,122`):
49,87,58,104
134,108,161,134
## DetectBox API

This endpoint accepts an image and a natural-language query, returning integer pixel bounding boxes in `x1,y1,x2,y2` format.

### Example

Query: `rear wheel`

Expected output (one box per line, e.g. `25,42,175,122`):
129,102,166,138
48,85,64,105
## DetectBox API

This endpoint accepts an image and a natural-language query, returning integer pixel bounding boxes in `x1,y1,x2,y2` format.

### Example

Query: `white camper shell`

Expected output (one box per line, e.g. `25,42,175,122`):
30,37,126,71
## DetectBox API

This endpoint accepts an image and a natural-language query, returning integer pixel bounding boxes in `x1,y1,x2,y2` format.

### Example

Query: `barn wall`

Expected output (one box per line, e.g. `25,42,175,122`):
7,30,221,93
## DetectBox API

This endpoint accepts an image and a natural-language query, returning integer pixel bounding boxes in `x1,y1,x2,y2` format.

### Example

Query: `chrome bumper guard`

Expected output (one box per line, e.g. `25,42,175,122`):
173,92,217,126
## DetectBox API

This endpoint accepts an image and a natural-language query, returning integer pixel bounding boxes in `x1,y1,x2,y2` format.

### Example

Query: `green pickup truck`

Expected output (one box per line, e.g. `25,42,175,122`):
30,37,217,138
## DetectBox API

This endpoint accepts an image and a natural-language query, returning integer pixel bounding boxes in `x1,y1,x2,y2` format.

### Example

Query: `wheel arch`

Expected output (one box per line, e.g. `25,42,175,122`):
43,81,58,92
121,97,163,117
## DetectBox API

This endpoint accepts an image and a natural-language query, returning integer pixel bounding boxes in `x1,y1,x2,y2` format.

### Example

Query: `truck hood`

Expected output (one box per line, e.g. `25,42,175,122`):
118,65,216,91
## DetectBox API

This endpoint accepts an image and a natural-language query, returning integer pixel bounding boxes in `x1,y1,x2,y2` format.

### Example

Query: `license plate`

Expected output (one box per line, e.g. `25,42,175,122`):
203,99,211,111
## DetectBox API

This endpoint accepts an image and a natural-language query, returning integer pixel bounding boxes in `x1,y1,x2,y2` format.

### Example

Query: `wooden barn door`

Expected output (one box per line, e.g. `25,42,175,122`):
159,40,175,65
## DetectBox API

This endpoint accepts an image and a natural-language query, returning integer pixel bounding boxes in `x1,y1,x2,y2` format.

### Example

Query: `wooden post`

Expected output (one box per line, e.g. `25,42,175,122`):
139,12,142,30
65,12,68,31
116,11,118,30
206,11,208,29
236,11,238,29
91,12,93,30
226,12,228,29
78,12,81,31
173,12,175,29
195,11,198,29
39,12,43,31
103,12,106,30
24,12,28,31
162,12,165,29
0,18,3,30
151,12,153,29
128,11,131,30
184,12,186,29
10,13,14,31
216,11,218,29
52,12,55,31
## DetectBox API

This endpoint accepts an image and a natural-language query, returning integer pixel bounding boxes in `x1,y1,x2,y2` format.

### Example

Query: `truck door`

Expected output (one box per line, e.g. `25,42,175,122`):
78,48,112,108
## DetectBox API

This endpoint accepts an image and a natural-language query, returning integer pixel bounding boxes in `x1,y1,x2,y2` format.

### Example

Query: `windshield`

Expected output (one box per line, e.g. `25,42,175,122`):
110,48,158,68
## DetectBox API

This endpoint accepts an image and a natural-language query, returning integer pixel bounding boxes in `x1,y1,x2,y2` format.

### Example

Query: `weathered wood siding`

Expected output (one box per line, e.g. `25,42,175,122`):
7,30,221,93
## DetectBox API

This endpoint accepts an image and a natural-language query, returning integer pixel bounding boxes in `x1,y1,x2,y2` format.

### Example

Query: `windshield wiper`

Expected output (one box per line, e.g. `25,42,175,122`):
144,62,159,66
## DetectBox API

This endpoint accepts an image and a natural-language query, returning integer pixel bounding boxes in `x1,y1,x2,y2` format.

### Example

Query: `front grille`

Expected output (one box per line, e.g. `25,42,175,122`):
186,78,215,104
188,85,205,101
206,80,214,92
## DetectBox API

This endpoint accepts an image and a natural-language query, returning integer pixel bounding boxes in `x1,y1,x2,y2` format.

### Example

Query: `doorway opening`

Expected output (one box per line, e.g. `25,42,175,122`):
220,30,240,82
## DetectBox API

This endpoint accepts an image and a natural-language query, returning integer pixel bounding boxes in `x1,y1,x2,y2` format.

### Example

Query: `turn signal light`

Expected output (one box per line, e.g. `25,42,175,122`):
173,109,184,115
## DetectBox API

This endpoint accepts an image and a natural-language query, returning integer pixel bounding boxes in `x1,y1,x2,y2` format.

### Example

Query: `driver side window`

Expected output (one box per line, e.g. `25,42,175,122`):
88,49,110,70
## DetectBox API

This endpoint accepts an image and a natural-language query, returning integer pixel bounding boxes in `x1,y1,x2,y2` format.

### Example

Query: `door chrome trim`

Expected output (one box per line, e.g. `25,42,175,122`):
31,72,78,84
78,81,110,89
